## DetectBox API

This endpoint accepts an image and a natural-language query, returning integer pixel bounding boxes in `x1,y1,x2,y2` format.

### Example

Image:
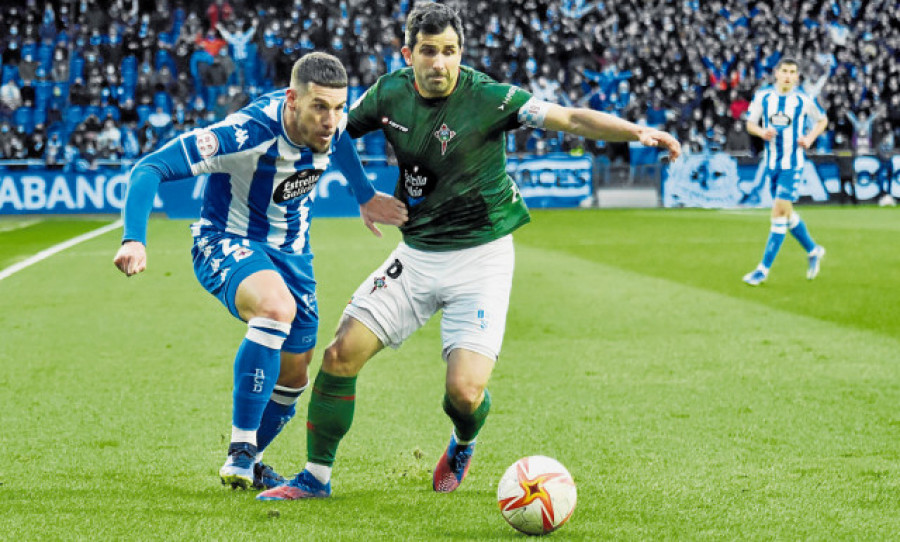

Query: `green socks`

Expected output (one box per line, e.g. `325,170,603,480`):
443,389,491,442
307,371,357,467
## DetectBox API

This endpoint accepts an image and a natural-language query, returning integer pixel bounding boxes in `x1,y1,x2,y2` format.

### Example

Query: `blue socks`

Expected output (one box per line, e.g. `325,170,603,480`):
761,216,788,269
788,212,817,253
256,383,307,452
232,317,291,432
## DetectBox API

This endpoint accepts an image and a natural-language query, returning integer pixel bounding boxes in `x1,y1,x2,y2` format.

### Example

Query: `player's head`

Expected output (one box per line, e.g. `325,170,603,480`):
402,2,464,99
773,58,800,93
285,52,348,153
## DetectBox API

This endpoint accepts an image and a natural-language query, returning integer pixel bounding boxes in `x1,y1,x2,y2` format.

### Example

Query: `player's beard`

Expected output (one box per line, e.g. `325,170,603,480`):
422,70,452,95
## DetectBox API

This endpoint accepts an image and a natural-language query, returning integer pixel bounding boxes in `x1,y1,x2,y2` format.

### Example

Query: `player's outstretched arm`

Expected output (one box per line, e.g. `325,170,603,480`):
543,105,682,161
114,241,147,276
359,192,408,238
114,137,194,276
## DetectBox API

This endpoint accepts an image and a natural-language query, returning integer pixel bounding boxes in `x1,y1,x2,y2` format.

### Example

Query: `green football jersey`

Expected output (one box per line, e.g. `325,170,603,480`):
347,66,533,251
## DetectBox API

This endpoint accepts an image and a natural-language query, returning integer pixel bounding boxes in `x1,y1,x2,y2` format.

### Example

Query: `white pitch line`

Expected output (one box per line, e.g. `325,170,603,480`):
0,218,123,282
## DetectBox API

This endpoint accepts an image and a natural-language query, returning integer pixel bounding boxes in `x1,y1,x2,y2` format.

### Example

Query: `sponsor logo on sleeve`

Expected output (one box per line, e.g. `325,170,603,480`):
234,125,249,149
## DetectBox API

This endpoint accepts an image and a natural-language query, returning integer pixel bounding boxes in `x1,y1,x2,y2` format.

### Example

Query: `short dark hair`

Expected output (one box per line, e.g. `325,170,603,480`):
776,57,800,70
290,52,347,91
404,2,464,50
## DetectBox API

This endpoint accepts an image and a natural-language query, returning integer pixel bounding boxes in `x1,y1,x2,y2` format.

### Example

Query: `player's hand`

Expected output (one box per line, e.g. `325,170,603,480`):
797,135,813,149
359,192,408,237
761,127,777,141
637,128,682,161
113,241,147,276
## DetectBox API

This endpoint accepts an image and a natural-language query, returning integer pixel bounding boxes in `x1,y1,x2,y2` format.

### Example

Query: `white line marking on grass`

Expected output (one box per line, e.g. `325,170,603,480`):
0,218,43,233
0,219,123,282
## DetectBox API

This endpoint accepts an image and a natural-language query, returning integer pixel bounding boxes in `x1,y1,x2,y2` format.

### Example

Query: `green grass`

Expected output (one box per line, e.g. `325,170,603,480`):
1,207,898,540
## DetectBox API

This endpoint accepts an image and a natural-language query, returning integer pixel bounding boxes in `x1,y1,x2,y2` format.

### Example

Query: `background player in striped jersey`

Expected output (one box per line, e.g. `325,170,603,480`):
258,3,680,501
743,58,828,286
113,52,408,490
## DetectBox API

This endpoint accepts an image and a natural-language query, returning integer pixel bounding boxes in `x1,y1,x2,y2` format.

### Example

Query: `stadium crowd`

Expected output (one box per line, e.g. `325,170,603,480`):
0,0,898,168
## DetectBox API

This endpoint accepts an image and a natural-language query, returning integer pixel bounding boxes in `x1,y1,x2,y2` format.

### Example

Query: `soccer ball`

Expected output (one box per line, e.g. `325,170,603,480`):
497,456,577,535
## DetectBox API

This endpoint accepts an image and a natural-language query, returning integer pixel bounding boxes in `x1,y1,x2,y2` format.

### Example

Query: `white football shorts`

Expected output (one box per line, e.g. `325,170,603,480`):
344,235,515,362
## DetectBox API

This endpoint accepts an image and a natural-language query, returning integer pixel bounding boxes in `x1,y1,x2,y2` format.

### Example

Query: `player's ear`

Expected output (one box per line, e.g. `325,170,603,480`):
401,46,412,65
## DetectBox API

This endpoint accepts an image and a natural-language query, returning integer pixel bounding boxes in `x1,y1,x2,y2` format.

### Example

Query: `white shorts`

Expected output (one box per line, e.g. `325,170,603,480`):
344,235,515,361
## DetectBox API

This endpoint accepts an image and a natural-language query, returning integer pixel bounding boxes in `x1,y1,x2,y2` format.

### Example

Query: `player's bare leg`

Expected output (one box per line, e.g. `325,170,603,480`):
258,316,382,500
221,271,295,489
434,348,495,492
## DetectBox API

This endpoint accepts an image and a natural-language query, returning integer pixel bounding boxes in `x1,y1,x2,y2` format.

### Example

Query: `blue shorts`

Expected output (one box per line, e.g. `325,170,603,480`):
764,167,801,202
191,230,318,353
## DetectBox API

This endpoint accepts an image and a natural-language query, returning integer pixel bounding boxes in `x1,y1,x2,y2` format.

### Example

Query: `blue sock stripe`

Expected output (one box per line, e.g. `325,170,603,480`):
787,212,817,253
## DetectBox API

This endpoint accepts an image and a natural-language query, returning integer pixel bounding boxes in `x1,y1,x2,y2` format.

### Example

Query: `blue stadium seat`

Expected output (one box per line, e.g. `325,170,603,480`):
136,104,152,125
2,64,19,85
102,105,120,121
84,105,101,120
69,55,84,83
38,44,54,72
32,107,47,127
64,105,85,131
154,91,172,113
13,107,35,134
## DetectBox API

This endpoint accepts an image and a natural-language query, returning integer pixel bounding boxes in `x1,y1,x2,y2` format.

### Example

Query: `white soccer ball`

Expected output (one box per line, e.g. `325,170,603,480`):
878,193,897,207
497,455,577,535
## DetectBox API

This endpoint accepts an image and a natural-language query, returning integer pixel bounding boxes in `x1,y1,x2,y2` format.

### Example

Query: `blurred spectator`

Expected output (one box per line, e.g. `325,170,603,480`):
207,0,234,30
45,131,64,168
148,106,174,139
216,18,258,86
0,80,23,117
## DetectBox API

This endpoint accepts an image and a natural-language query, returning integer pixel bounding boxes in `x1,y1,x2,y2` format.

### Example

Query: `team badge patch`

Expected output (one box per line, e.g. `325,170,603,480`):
196,130,219,158
433,123,456,155
370,276,387,294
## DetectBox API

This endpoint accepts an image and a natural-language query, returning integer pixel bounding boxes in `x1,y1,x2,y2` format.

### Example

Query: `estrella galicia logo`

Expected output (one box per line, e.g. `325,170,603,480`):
769,112,791,129
273,169,323,203
401,163,436,207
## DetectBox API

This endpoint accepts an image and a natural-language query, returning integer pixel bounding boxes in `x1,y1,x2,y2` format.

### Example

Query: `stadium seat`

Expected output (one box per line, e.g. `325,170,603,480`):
38,44,54,72
84,105,102,120
13,107,35,134
69,55,84,83
102,105,120,121
64,105,85,131
136,104,152,125
32,107,47,127
1,64,19,85
154,91,173,113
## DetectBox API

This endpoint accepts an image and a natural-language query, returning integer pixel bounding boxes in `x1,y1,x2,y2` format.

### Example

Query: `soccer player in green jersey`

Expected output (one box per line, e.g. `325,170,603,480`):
259,2,681,501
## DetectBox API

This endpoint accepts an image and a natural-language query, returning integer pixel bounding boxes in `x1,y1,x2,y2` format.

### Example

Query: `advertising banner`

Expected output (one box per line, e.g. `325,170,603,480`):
1,155,593,217
662,152,898,208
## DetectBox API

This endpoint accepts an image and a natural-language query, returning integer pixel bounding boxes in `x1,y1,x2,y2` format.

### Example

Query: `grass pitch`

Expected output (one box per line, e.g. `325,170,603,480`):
0,207,898,540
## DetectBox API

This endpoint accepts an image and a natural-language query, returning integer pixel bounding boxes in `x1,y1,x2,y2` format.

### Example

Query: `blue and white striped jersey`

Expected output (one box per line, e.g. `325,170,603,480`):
746,87,825,170
123,89,374,254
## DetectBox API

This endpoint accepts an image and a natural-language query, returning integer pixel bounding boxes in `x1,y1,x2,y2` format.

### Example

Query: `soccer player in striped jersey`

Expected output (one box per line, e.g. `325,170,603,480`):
258,3,680,501
113,52,408,490
743,58,828,286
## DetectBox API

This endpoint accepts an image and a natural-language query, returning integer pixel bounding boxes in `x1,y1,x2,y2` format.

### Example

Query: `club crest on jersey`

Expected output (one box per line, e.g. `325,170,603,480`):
370,276,387,293
433,123,456,155
196,130,219,158
273,169,324,203
769,112,792,129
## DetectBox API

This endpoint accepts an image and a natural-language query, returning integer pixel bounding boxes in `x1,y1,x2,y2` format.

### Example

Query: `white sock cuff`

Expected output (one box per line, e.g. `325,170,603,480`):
246,318,291,349
770,216,789,234
271,383,308,406
788,212,801,228
248,317,292,335
304,462,332,484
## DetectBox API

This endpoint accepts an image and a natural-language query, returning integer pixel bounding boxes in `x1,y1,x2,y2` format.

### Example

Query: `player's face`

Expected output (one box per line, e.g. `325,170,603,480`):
402,26,462,98
285,82,347,153
774,64,799,92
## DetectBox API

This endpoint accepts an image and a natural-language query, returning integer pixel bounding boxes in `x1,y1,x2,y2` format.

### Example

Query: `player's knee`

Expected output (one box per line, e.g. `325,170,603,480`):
322,339,358,376
252,295,297,324
446,383,484,415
